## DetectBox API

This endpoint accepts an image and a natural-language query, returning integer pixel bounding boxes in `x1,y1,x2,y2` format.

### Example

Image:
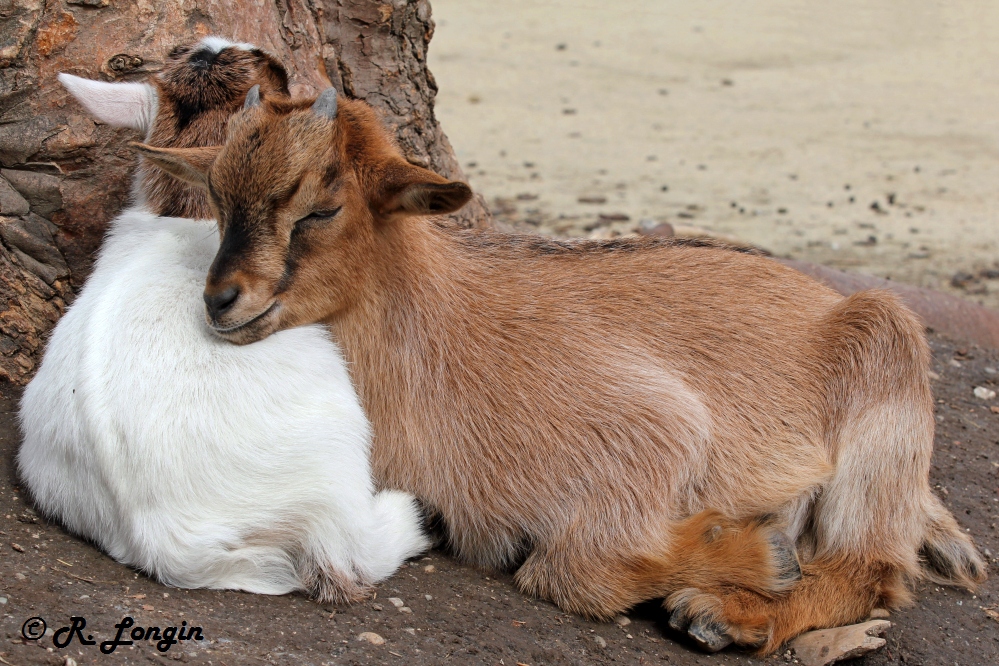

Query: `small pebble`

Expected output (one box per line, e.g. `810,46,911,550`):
593,635,607,648
973,386,996,400
614,615,631,627
388,597,405,608
11,543,25,552
423,565,435,573
15,573,26,581
425,594,433,601
358,631,385,645
399,607,412,614
0,596,7,604
403,627,416,636
373,604,383,611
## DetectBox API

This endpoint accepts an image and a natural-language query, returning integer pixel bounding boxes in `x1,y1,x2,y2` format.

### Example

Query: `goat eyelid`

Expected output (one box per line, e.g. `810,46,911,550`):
292,207,343,233
297,207,342,224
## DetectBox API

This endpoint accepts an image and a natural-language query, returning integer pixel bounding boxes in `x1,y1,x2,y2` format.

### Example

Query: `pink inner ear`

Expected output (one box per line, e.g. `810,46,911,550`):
58,73,158,135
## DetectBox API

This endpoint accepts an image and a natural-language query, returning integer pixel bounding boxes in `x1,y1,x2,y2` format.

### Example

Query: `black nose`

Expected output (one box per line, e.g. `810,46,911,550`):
189,47,218,69
204,285,240,319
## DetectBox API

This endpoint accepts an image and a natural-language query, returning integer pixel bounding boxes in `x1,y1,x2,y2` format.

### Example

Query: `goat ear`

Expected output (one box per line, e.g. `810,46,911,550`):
375,162,473,218
130,143,220,189
255,51,290,96
58,73,158,134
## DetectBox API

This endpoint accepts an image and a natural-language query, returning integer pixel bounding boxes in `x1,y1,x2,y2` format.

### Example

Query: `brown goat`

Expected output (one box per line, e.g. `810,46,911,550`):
61,37,288,221
91,37,289,219
135,89,986,654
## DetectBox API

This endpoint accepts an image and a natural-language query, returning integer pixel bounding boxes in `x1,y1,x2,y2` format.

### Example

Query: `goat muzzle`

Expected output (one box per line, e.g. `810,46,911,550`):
203,284,240,320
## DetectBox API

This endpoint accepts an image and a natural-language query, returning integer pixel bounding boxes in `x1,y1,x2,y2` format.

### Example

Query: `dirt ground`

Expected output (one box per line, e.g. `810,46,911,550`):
2,2,998,664
0,332,997,665
428,0,999,309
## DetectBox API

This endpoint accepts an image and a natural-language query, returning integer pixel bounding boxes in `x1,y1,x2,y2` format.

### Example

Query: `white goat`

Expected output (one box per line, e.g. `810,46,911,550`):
18,38,428,602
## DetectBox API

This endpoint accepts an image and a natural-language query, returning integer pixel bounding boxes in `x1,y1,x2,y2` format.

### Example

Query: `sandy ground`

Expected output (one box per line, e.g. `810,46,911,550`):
3,4,999,665
2,335,998,665
428,0,999,308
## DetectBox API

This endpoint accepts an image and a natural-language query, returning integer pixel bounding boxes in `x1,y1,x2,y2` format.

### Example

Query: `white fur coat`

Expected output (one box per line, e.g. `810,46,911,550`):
19,209,427,598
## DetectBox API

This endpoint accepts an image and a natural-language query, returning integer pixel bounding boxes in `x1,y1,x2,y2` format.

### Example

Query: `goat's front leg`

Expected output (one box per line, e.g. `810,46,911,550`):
666,554,908,654
513,509,802,644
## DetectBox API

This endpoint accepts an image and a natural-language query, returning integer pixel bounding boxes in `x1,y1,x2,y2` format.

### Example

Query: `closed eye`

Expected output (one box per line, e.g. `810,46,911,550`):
294,207,342,230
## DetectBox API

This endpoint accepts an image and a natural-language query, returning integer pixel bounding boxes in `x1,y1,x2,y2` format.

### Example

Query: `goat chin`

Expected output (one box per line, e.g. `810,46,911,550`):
17,207,428,598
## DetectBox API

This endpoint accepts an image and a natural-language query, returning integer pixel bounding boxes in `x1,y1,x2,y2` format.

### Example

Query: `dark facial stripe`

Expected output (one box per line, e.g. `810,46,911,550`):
276,220,311,295
209,209,258,283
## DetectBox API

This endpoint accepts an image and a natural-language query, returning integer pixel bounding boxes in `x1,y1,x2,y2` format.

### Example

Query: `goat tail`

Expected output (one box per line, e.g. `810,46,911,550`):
919,493,987,589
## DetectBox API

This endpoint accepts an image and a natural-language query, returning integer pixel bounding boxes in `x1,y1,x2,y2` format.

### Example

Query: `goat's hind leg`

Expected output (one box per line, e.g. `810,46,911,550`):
667,290,988,654
513,510,801,645
817,289,983,589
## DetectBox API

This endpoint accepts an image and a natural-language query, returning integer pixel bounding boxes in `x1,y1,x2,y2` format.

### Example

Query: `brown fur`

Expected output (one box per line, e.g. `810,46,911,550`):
137,92,987,653
137,41,289,218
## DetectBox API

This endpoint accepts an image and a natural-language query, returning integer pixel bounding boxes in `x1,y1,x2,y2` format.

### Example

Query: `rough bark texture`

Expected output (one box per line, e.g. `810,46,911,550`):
0,0,488,385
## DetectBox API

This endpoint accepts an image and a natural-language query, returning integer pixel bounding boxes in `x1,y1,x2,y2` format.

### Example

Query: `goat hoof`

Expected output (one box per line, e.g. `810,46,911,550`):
667,607,690,632
666,590,696,632
687,616,733,653
767,529,802,588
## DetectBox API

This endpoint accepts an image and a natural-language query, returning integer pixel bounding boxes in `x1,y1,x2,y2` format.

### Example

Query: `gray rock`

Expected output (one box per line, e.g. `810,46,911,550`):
357,631,385,645
974,386,996,400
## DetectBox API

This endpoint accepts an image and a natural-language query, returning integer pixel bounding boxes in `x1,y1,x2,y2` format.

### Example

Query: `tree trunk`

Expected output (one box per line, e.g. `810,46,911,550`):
0,0,488,385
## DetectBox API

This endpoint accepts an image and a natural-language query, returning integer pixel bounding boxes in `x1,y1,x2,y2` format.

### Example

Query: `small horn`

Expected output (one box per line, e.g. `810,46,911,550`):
311,87,338,120
243,84,261,110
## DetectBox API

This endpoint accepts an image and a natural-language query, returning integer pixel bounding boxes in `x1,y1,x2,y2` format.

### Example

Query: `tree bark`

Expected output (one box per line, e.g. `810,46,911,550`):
0,0,488,385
